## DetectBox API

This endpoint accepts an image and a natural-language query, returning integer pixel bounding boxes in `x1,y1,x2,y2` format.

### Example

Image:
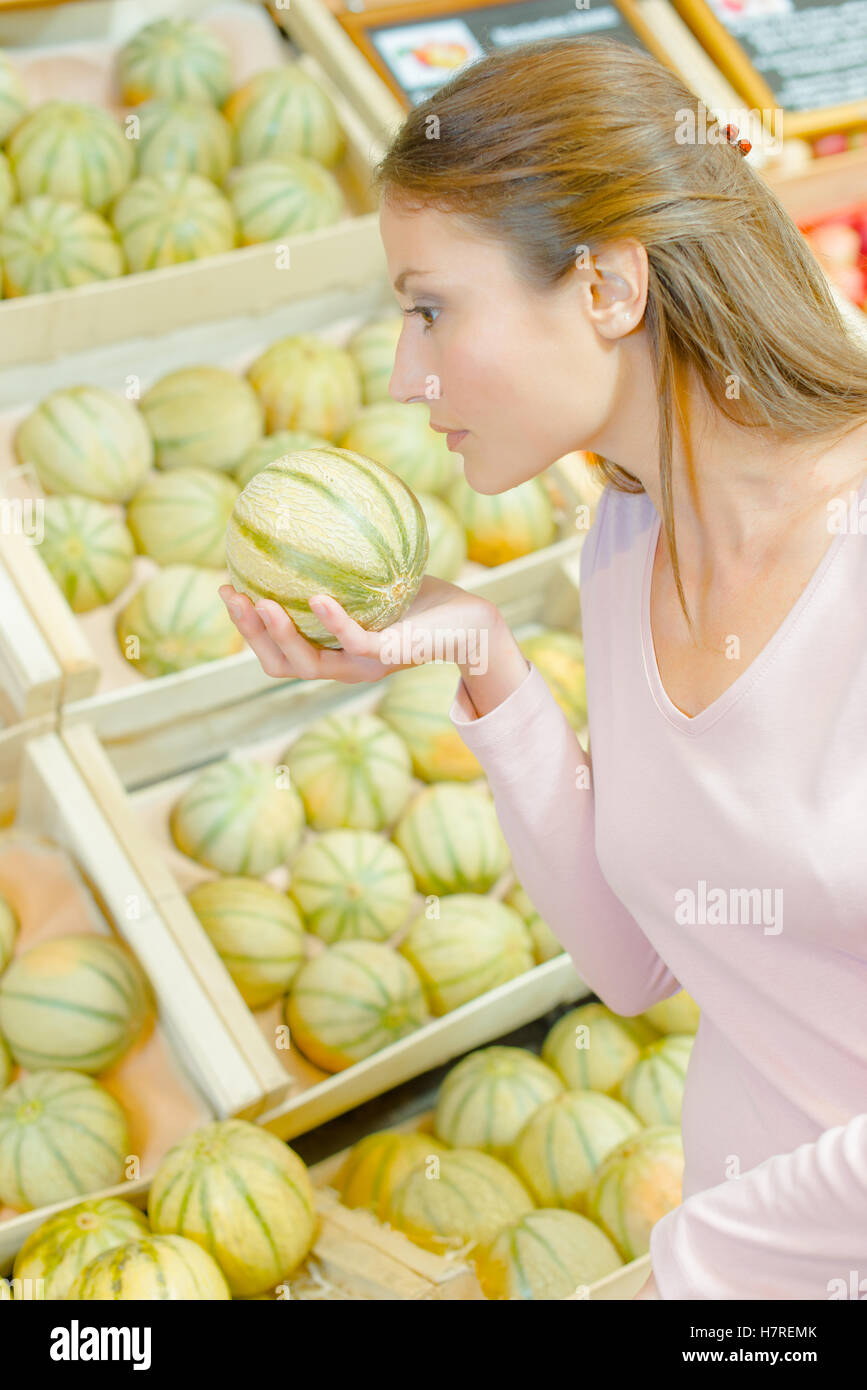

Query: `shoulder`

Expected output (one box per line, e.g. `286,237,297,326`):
580,481,658,589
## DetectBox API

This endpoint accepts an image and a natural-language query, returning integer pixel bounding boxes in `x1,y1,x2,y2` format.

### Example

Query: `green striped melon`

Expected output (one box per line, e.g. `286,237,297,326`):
0,933,151,1073
336,1130,448,1222
416,491,467,580
8,101,133,211
519,629,587,730
282,710,414,830
399,894,533,1016
127,466,239,567
375,661,482,783
392,783,510,894
584,1126,684,1260
69,1234,230,1301
434,1046,564,1155
13,1196,150,1300
447,473,556,566
118,18,232,107
40,497,135,612
287,828,416,943
346,315,402,405
616,1034,693,1126
134,97,233,182
0,1070,129,1211
508,1090,642,1212
226,449,428,649
170,757,305,876
15,386,152,502
0,151,16,219
542,1003,660,1094
226,157,343,244
141,365,264,474
148,1118,317,1296
285,939,428,1071
246,334,361,437
224,65,345,170
386,1148,534,1255
339,403,457,496
111,170,236,272
504,883,563,963
0,51,28,142
0,196,124,297
233,429,331,489
115,565,244,677
0,1033,11,1090
186,877,306,1008
475,1208,623,1299
0,889,19,972
641,988,700,1035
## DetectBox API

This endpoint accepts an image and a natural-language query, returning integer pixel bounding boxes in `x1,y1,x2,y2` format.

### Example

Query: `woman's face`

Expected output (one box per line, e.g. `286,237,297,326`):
379,199,639,494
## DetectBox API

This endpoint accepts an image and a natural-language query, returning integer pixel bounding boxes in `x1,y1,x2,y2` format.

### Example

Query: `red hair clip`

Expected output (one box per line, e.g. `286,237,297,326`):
722,123,752,156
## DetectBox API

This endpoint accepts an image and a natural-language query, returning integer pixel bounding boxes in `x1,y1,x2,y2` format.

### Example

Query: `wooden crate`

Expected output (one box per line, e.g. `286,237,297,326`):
58,544,593,1137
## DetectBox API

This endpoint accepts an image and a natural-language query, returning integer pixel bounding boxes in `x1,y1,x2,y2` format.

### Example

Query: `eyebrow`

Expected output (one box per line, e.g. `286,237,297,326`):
393,270,432,294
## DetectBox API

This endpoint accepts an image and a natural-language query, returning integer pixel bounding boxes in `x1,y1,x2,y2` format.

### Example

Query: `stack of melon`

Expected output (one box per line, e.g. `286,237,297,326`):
9,1118,317,1300
331,991,699,1298
0,18,349,296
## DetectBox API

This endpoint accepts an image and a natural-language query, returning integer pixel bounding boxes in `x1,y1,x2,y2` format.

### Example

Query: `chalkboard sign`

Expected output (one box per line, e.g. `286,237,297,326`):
338,0,678,108
668,0,867,138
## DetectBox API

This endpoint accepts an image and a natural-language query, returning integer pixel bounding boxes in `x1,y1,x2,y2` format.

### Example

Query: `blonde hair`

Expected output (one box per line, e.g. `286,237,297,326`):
373,36,867,627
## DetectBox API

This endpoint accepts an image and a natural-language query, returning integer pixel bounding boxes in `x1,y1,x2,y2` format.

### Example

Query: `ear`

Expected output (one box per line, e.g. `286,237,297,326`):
574,238,649,340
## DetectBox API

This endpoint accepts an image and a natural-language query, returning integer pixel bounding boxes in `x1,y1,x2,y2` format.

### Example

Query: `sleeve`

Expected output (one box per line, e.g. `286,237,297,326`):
448,660,682,1017
649,1113,867,1299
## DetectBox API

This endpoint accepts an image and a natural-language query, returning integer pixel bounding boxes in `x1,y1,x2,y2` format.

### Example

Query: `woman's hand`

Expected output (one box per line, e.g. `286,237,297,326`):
632,1269,661,1300
218,575,502,686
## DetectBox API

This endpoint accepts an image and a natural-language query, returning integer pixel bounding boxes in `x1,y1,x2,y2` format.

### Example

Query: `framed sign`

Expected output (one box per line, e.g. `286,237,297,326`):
337,0,688,109
667,0,867,138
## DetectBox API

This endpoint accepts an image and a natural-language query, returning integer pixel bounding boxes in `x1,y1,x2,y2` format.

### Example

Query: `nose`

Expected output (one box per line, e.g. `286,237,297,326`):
387,320,431,406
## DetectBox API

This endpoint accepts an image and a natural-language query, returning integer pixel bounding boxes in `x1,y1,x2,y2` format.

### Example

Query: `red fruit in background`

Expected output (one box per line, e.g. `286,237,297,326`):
813,133,849,157
806,220,862,266
827,262,866,304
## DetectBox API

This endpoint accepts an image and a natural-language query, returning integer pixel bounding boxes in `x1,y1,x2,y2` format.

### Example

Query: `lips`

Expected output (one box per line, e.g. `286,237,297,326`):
429,422,461,433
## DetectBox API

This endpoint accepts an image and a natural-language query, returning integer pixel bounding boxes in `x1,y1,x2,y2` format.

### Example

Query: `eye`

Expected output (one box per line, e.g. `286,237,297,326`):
403,304,439,332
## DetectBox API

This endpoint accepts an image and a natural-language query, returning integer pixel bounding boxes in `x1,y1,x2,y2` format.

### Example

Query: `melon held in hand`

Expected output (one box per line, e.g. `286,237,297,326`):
225,447,429,649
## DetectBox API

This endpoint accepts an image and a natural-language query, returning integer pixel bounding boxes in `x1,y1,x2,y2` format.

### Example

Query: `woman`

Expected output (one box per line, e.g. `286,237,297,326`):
220,37,867,1299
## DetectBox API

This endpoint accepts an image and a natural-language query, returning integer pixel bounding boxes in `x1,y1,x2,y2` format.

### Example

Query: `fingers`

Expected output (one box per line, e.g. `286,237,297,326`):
307,594,384,661
218,586,296,679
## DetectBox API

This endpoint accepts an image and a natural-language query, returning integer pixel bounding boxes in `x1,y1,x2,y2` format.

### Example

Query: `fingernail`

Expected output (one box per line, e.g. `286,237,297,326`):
309,597,328,615
256,606,272,628
226,600,241,619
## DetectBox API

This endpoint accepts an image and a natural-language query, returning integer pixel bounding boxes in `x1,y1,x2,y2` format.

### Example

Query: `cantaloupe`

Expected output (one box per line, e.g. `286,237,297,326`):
339,402,457,496
447,473,556,565
285,939,428,1071
434,1046,564,1155
287,828,416,944
504,883,563,963
0,196,124,296
346,315,402,405
392,782,510,894
134,97,234,182
170,757,305,876
186,877,306,1008
584,1126,684,1260
399,894,533,1016
376,662,482,783
0,933,151,1073
69,1235,231,1300
13,1197,151,1300
226,157,344,244
336,1130,448,1222
118,18,232,107
233,429,331,489
226,448,428,649
41,497,135,612
116,565,245,677
148,1118,317,1297
0,889,19,972
507,1090,642,1211
15,386,152,502
386,1148,534,1254
0,150,16,219
246,334,361,437
141,365,263,474
0,1070,129,1211
475,1208,623,1299
282,711,414,830
224,65,345,170
111,170,236,271
416,491,467,580
519,629,587,730
641,988,700,1035
8,101,133,211
542,1002,660,1094
126,466,239,567
0,51,28,142
616,1033,693,1126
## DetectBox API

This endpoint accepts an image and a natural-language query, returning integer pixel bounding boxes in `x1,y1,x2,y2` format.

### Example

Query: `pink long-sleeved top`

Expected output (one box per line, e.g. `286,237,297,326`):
448,477,867,1300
